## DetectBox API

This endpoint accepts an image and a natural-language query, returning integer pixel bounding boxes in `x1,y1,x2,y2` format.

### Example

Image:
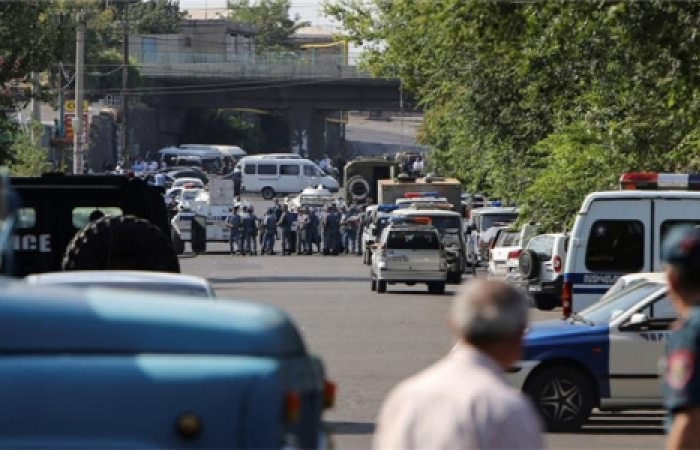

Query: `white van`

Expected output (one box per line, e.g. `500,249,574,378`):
562,172,700,317
237,158,339,199
240,153,303,160
158,147,221,173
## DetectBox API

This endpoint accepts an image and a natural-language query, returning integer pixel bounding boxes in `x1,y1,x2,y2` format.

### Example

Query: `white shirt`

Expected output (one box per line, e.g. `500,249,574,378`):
149,161,159,171
374,345,543,450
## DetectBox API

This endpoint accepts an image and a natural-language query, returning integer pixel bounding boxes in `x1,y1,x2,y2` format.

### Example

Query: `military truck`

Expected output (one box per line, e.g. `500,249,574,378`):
9,173,180,277
344,157,400,205
378,175,462,212
0,171,335,448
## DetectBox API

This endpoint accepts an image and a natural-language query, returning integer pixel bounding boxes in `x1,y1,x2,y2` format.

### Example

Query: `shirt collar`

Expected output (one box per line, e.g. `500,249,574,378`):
450,344,505,379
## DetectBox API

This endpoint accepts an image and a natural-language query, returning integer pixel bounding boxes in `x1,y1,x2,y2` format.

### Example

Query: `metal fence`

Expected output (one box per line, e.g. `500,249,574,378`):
132,51,373,80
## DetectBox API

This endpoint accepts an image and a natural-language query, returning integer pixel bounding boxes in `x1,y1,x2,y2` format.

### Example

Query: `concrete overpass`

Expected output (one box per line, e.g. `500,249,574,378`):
132,51,415,158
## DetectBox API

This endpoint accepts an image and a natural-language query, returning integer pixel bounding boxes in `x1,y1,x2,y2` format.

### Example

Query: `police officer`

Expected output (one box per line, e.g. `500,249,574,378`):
242,206,258,255
661,225,700,449
262,208,277,255
297,207,310,255
277,204,293,256
224,206,242,256
341,206,358,255
308,207,321,255
323,205,341,256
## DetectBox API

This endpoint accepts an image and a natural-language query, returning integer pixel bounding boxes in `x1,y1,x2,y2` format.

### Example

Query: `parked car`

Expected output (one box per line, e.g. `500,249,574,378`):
487,223,539,278
24,270,217,298
518,233,569,310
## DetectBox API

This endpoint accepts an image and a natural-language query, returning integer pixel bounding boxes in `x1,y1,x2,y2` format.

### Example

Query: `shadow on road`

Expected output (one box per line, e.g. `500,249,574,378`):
385,289,457,296
574,412,664,435
209,276,368,284
327,421,375,436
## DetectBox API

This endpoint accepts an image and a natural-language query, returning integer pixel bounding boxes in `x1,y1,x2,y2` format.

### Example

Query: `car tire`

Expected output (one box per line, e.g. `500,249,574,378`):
172,228,185,256
371,277,377,291
63,215,181,273
524,366,594,432
377,280,387,294
428,282,446,295
346,175,370,202
534,294,559,311
261,187,275,200
519,249,541,279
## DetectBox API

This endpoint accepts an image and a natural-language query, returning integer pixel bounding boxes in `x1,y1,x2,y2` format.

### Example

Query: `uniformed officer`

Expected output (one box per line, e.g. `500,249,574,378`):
242,206,258,255
308,207,321,254
277,204,293,256
297,207,311,255
341,207,359,255
374,279,542,449
262,208,277,255
660,225,700,449
321,205,332,255
328,205,342,255
224,206,242,256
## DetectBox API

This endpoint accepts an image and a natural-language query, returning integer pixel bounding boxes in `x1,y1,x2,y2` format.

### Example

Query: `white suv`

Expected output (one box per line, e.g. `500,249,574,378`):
370,220,448,295
519,233,569,310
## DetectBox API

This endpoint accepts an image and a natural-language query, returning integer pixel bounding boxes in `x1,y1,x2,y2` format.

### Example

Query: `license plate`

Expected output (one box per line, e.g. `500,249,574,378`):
528,285,542,292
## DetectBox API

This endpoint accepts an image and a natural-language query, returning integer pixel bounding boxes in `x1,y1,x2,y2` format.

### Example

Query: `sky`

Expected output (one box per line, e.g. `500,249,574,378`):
178,0,335,28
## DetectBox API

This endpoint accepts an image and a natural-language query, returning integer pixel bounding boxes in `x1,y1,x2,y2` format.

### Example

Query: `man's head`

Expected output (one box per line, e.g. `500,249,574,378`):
450,279,529,369
662,225,700,315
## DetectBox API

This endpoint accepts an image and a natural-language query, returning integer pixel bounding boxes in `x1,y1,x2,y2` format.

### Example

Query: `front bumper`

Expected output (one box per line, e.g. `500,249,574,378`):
524,276,563,296
376,269,447,283
504,360,539,390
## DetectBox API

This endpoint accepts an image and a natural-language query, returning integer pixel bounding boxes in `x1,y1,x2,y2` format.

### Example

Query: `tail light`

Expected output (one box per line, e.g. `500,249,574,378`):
284,391,301,424
507,249,522,260
561,280,572,318
323,380,336,409
553,255,562,273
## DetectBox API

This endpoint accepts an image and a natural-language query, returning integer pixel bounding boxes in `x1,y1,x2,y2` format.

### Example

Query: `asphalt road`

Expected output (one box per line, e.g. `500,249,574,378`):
179,199,665,449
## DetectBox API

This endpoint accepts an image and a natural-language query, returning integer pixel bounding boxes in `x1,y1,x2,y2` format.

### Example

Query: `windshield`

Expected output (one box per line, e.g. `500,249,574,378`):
181,190,200,201
481,213,518,231
387,230,441,250
41,282,213,298
496,231,520,247
578,281,665,324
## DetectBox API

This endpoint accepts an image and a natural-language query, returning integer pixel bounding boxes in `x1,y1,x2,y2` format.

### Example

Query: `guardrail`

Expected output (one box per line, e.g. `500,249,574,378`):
132,51,374,80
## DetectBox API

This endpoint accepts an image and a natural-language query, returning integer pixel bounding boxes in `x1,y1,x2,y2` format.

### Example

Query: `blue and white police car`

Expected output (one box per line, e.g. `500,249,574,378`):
507,272,675,432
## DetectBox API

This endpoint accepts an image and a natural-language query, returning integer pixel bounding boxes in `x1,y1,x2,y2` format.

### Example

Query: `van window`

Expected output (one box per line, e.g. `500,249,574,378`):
304,165,316,176
17,207,36,229
258,164,277,175
280,164,300,176
386,231,440,250
528,235,555,260
72,207,123,229
244,164,255,175
585,220,644,272
661,220,700,244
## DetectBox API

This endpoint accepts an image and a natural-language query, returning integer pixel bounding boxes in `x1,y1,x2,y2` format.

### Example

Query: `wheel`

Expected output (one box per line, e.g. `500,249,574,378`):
172,228,185,256
534,294,559,311
261,187,275,200
346,175,370,203
447,272,462,285
524,366,594,432
428,282,446,295
371,277,377,291
377,280,387,294
519,249,541,279
63,215,181,273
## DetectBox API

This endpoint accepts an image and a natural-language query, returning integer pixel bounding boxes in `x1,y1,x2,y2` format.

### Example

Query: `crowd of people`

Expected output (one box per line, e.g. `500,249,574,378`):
224,199,366,256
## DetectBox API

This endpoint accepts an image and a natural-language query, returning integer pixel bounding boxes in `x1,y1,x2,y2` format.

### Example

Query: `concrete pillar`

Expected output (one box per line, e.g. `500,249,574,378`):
288,108,326,160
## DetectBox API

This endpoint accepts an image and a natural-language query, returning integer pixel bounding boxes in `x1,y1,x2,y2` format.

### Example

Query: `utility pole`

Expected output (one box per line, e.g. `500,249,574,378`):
121,1,130,166
73,12,86,175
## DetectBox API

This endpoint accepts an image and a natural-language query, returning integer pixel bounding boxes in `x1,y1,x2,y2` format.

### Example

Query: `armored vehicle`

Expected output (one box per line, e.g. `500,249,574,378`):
344,157,400,205
10,173,179,277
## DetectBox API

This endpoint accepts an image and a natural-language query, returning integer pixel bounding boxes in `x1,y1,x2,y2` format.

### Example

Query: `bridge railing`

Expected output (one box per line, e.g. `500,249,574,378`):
132,50,374,80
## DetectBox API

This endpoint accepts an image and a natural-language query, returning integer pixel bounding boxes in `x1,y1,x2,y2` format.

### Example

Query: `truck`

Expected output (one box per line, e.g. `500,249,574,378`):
377,175,462,212
10,173,180,278
344,157,400,205
0,171,335,448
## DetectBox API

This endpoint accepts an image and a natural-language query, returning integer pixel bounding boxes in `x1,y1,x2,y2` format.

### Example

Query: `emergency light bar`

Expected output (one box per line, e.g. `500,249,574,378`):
389,216,432,225
619,172,700,190
404,191,439,198
377,204,401,213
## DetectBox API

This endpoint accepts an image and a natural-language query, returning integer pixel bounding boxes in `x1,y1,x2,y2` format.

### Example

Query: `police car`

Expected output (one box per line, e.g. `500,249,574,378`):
506,272,673,432
562,172,700,318
370,216,448,294
362,204,400,265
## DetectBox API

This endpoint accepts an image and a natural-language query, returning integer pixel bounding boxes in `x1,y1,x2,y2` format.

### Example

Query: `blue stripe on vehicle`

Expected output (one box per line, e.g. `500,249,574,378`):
572,287,610,295
565,272,623,285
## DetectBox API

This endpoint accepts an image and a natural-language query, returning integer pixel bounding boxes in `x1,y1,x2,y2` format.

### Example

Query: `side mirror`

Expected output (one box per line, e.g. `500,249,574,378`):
623,313,650,331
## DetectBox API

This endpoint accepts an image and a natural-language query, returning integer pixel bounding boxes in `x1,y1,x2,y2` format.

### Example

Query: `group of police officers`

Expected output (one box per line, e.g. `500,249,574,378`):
223,198,367,256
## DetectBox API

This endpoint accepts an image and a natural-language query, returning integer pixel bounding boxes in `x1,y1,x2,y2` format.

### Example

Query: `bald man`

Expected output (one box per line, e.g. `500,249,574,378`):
374,279,543,449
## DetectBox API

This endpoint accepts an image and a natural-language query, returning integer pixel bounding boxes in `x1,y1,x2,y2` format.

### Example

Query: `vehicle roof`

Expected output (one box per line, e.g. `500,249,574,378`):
580,190,700,213
392,209,461,217
242,153,302,160
378,177,461,186
617,271,668,284
172,177,204,184
24,270,211,288
0,281,306,356
471,207,519,214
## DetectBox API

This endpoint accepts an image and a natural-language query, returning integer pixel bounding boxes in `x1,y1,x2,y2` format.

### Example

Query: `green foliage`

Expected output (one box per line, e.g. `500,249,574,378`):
8,121,48,177
180,109,262,152
131,0,186,34
326,1,700,230
227,0,310,52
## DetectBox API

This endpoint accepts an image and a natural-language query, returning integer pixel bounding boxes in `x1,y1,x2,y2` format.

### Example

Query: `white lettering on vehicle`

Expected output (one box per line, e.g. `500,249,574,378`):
14,234,51,253
583,274,620,284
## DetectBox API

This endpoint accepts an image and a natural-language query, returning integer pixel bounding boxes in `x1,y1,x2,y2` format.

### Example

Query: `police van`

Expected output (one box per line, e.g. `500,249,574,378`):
235,158,339,200
506,272,672,432
562,172,700,317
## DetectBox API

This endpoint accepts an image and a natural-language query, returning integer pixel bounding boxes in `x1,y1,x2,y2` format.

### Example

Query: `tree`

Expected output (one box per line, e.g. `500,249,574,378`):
227,0,310,52
131,0,187,34
326,1,700,229
8,121,48,177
